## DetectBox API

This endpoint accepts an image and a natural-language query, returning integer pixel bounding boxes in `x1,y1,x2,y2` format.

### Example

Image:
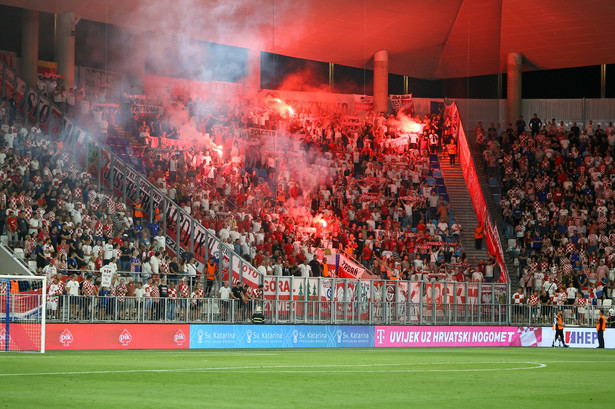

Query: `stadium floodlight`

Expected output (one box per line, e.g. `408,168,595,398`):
0,275,46,353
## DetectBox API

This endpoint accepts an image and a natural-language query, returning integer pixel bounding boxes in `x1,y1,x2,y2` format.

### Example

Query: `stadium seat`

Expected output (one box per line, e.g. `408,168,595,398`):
434,170,443,178
435,177,445,186
13,248,24,260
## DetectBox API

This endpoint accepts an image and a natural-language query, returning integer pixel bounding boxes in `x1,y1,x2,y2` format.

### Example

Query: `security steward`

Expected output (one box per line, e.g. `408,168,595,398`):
474,223,484,250
552,311,569,347
133,199,144,224
251,305,265,324
206,258,216,297
597,309,607,348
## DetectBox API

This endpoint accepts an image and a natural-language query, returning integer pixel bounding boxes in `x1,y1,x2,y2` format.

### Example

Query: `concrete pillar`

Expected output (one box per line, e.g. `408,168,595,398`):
245,49,261,90
373,50,389,113
506,52,522,125
55,11,77,90
21,9,39,85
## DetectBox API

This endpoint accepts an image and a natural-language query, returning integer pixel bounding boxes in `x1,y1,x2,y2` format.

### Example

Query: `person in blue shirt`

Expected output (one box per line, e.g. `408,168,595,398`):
148,221,160,237
99,286,110,319
515,116,526,136
133,219,144,240
67,252,78,270
529,114,542,136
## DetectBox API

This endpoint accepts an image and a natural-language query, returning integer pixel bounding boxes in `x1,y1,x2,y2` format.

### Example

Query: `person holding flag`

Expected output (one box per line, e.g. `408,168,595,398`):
552,310,569,347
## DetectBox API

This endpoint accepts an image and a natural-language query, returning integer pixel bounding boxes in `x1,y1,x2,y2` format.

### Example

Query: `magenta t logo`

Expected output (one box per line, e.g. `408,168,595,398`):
376,329,386,344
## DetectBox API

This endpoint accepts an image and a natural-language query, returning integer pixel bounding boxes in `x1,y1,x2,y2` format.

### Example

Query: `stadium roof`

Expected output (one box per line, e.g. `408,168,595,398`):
3,0,615,79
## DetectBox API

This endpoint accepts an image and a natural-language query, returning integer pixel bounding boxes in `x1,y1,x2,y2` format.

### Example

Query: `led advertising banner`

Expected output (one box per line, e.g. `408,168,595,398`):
42,324,614,350
46,324,190,350
539,327,615,348
189,325,374,349
374,326,542,347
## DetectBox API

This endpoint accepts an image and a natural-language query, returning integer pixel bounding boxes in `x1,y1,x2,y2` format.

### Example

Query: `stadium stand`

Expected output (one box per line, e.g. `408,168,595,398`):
476,115,615,308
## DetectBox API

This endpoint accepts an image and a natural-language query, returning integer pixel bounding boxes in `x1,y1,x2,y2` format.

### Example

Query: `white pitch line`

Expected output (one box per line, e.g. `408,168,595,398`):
0,361,545,377
206,363,547,373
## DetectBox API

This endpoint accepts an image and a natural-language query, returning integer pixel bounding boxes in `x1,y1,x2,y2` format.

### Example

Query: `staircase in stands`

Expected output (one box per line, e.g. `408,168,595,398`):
463,131,520,289
435,149,491,269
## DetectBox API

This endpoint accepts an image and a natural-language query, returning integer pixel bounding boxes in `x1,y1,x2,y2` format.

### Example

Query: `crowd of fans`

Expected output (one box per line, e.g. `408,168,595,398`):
0,100,214,299
477,114,615,309
0,74,514,322
104,89,493,283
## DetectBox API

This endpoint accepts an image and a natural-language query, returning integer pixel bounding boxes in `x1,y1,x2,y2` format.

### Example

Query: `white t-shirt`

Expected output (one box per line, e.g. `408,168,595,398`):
150,256,160,275
219,286,232,300
66,280,80,296
299,263,311,277
154,235,166,250
142,262,152,276
103,243,114,260
186,263,197,277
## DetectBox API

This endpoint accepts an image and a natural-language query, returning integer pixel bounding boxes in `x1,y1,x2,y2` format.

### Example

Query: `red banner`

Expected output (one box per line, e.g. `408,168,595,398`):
446,103,507,282
46,324,190,350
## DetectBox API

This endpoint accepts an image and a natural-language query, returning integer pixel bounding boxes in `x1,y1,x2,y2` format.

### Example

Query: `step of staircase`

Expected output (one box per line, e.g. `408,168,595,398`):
436,151,490,267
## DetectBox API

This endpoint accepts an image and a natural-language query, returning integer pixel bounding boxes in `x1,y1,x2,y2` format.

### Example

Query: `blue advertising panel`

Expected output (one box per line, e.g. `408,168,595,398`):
189,325,374,349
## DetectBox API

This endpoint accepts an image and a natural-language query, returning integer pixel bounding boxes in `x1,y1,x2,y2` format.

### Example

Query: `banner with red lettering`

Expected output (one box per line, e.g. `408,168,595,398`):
337,254,375,279
446,102,507,282
230,256,261,296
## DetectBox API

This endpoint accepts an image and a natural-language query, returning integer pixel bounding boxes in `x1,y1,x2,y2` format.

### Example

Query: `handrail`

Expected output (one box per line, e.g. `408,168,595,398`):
0,61,260,290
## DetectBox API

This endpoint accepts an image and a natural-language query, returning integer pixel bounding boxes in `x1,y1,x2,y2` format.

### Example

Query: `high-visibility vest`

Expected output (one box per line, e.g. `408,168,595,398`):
554,315,563,330
206,262,216,280
10,280,19,293
597,315,607,331
321,263,329,277
134,204,144,218
474,226,484,239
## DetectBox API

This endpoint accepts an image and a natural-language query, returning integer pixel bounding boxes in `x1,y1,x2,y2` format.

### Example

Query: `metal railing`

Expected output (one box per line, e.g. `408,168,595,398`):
45,294,609,327
0,60,256,291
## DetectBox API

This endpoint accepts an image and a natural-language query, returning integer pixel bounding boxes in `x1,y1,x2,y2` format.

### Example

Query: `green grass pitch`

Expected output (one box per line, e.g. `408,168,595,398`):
1,348,614,408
